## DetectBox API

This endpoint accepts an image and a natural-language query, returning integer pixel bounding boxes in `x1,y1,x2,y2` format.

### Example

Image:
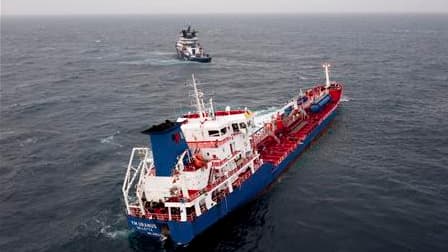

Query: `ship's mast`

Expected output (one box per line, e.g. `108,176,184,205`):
192,74,204,120
323,63,331,88
209,97,215,119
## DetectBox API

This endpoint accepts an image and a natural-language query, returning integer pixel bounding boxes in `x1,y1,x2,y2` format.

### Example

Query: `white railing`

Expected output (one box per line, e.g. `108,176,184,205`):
122,147,152,215
251,124,280,148
251,126,270,147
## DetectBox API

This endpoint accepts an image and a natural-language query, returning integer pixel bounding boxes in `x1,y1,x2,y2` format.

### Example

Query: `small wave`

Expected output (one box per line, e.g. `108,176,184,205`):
71,210,130,242
81,48,101,54
392,29,410,33
254,106,279,116
100,135,114,143
81,214,130,240
101,228,130,239
19,137,39,146
39,46,56,51
24,137,37,144
148,51,174,56
36,129,63,135
254,106,279,126
341,96,350,102
11,60,35,66
0,130,16,137
100,131,122,147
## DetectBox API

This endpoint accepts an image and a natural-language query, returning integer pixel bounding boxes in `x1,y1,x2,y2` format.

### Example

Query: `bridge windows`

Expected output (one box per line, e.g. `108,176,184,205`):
220,127,227,135
232,123,239,132
208,130,220,137
208,127,228,137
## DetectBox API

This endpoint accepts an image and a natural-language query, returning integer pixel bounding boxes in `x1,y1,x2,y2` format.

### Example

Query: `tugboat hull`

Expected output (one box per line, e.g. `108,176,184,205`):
176,50,212,63
188,56,212,63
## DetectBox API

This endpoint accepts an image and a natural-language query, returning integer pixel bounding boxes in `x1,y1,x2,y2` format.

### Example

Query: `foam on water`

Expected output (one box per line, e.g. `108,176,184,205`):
100,130,123,147
115,51,201,66
100,226,130,240
253,106,279,127
118,58,191,66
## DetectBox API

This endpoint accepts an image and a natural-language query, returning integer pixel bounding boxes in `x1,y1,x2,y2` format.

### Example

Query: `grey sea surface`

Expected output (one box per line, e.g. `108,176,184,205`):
1,14,448,251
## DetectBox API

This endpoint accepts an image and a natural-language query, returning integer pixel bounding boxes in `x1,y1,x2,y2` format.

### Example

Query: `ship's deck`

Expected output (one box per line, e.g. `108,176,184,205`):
126,84,342,223
258,86,342,165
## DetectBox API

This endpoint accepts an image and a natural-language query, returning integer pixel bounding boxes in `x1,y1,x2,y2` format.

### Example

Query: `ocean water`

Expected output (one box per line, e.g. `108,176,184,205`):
1,14,448,252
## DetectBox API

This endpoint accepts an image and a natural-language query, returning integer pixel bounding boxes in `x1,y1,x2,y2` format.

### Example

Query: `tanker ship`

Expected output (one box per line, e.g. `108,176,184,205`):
122,64,343,245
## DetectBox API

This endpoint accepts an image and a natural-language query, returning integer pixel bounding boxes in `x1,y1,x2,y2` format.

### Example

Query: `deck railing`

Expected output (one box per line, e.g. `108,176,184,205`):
122,148,152,215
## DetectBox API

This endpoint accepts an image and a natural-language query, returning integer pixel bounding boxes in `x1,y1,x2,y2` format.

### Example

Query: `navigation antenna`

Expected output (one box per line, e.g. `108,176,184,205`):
209,97,215,120
323,63,331,88
191,74,205,120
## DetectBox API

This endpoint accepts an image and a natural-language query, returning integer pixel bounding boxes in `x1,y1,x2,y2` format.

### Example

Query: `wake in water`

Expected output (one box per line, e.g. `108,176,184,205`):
100,224,130,240
118,58,191,66
76,211,130,240
118,51,196,66
253,106,279,127
341,95,350,102
97,214,130,240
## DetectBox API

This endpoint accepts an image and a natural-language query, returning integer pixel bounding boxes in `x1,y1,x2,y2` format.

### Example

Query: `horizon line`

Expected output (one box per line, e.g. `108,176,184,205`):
2,11,448,17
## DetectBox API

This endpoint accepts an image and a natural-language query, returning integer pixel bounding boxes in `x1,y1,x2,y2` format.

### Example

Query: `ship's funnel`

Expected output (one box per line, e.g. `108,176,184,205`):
141,120,190,176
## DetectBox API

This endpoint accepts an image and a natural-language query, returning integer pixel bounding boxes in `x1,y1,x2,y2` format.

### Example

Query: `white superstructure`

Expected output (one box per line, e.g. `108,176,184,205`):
123,74,261,221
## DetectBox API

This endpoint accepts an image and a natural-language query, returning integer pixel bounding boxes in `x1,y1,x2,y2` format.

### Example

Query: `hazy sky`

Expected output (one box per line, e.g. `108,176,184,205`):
2,0,448,15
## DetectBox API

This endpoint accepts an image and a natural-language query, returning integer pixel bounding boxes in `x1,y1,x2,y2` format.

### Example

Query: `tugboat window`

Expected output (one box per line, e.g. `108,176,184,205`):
239,122,247,129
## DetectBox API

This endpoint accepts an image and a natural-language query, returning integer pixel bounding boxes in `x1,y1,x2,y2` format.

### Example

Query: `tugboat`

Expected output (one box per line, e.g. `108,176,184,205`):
175,26,212,63
122,64,343,245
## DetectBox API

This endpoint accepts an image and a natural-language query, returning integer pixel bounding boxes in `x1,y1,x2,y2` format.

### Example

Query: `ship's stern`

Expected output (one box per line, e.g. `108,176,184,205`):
127,215,166,240
127,215,197,245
